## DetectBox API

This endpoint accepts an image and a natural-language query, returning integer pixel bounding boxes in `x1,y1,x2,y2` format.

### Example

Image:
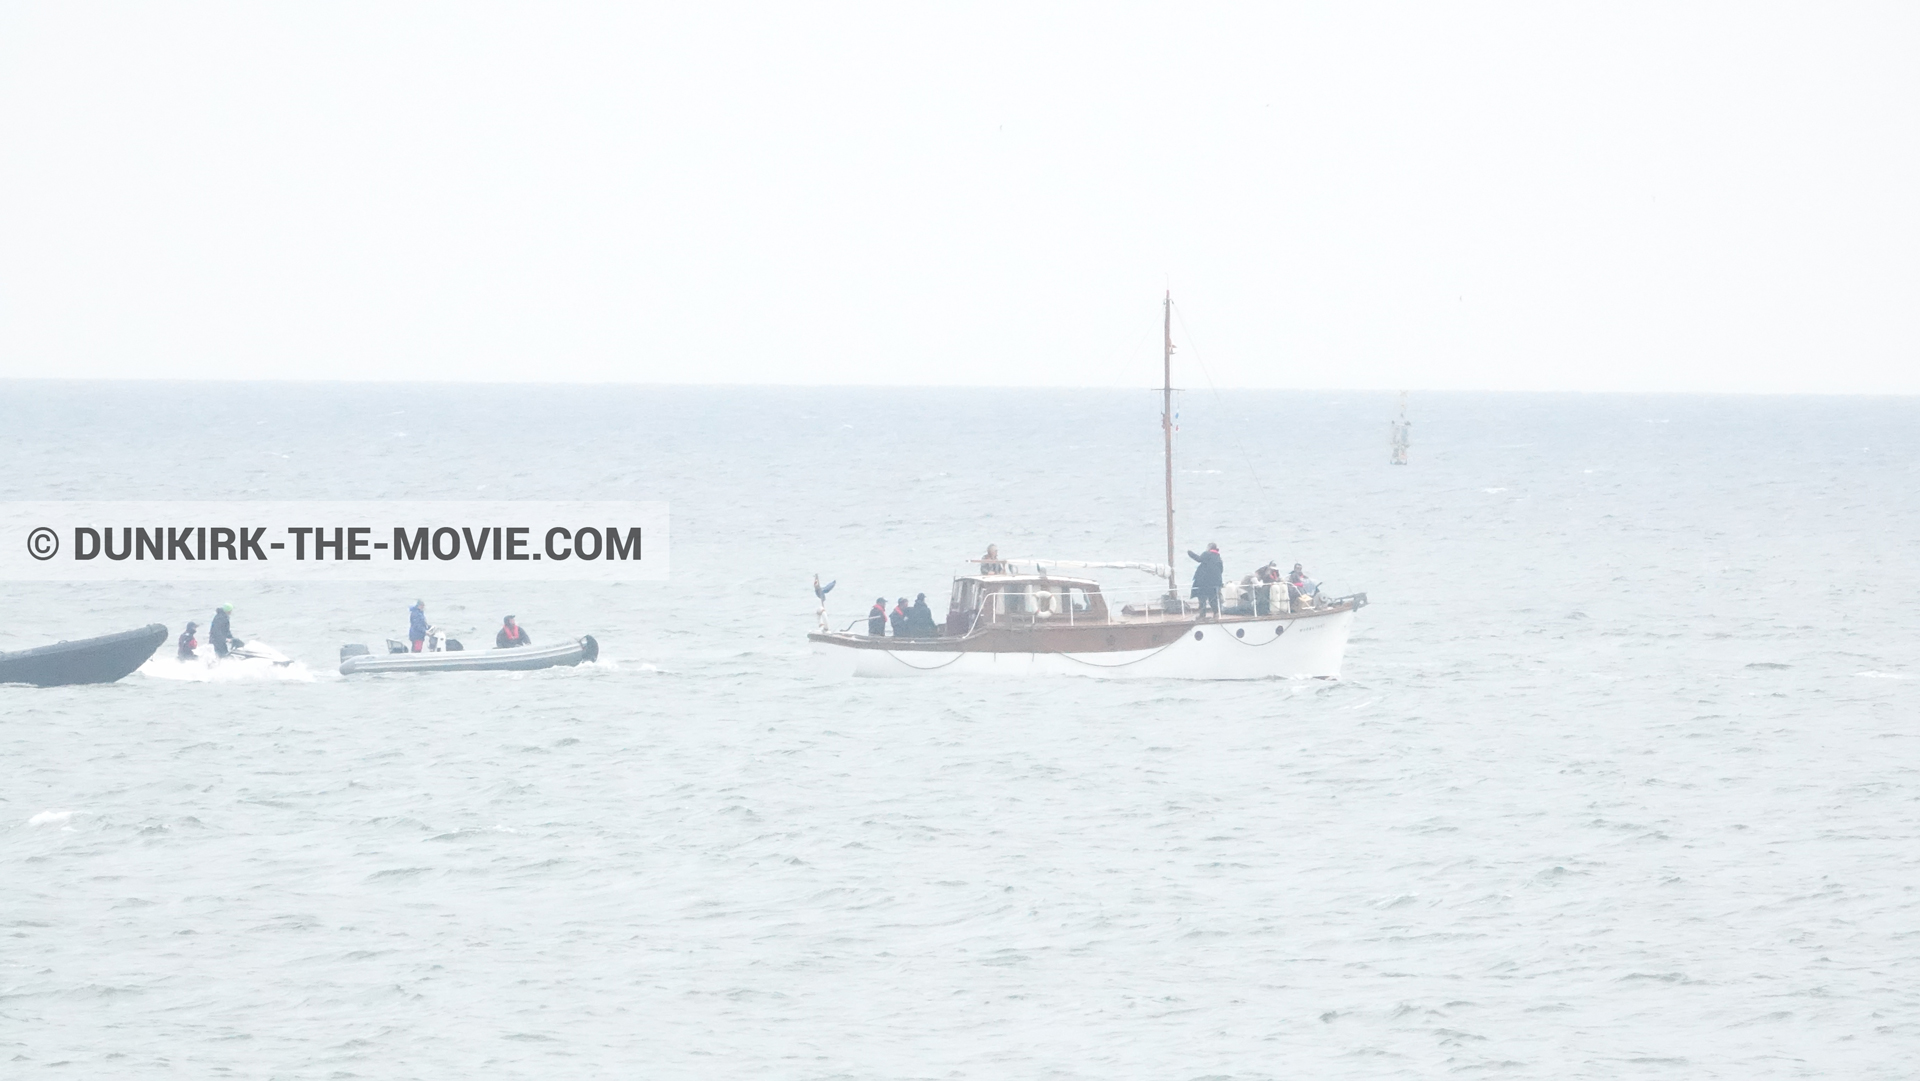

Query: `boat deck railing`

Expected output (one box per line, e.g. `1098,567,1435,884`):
823,586,1362,640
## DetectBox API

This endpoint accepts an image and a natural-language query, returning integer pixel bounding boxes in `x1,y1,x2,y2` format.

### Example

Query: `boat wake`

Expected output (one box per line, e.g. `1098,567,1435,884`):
503,656,623,679
138,656,319,683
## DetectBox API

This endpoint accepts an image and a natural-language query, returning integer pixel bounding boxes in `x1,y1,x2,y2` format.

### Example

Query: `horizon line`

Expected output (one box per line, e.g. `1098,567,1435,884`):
1,377,1915,398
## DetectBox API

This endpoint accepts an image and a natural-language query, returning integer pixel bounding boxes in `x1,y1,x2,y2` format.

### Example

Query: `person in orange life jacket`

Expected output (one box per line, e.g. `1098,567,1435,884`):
177,622,199,662
496,615,532,648
868,598,888,636
889,598,910,637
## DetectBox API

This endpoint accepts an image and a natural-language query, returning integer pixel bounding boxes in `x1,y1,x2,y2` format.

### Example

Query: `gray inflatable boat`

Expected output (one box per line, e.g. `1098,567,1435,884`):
0,623,168,687
339,635,599,676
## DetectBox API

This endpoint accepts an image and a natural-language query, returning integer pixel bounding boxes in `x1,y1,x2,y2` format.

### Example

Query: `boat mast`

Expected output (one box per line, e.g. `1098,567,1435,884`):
1162,291,1176,598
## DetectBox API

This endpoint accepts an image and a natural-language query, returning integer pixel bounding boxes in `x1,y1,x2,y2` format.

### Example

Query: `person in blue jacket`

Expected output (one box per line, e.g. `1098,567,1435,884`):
408,600,429,652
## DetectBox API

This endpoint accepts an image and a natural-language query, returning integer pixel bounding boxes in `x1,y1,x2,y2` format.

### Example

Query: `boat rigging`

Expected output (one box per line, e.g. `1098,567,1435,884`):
807,294,1367,680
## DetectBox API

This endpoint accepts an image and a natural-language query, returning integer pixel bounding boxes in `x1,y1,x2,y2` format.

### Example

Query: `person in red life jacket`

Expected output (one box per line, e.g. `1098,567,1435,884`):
868,597,888,636
1253,562,1281,616
496,615,532,648
1285,563,1315,607
177,621,199,662
889,597,910,637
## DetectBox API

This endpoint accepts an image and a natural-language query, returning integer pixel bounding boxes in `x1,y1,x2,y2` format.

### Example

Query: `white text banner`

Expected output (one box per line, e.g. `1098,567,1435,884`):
0,502,669,581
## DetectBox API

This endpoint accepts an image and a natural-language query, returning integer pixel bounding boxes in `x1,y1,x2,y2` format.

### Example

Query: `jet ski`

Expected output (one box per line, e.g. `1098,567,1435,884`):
223,640,295,667
0,624,168,687
338,634,599,675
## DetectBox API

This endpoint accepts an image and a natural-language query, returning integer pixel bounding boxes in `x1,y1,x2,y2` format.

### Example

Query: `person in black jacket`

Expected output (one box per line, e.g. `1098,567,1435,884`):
908,593,937,637
177,622,199,662
1188,543,1225,620
209,604,240,657
869,598,888,636
889,598,910,638
496,615,531,648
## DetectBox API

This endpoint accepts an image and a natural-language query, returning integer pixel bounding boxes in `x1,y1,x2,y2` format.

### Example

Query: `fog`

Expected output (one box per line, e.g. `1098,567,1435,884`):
2,3,1914,391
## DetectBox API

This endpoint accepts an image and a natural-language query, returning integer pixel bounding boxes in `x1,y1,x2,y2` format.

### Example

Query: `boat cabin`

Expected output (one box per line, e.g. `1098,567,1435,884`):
945,574,1110,635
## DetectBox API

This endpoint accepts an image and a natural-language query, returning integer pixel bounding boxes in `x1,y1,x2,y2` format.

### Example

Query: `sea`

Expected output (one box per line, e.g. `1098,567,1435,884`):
2,382,1917,1078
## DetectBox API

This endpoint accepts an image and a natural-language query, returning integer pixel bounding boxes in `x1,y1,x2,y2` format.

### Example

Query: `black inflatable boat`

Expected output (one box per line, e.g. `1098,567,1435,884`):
0,624,168,687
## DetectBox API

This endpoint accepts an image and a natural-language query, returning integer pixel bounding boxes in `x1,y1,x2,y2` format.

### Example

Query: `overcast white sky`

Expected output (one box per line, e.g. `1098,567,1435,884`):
1,3,1915,390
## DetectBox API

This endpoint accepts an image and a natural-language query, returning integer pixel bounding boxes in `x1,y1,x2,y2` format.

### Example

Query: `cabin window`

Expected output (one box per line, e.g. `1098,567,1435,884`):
998,586,1029,615
1067,587,1090,612
952,580,979,614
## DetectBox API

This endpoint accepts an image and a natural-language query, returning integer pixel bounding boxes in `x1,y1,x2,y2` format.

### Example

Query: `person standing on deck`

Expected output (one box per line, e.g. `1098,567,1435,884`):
812,575,836,632
408,600,429,652
908,593,937,637
868,598,888,636
889,598,910,638
1188,543,1225,620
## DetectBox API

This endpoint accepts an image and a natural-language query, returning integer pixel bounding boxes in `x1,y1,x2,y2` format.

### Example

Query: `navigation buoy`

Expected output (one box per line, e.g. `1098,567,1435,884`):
1390,391,1412,465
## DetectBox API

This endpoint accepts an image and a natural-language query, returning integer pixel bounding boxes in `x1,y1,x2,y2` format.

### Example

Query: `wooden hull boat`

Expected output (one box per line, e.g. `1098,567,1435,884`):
0,623,168,687
808,293,1369,681
811,594,1362,679
339,635,599,675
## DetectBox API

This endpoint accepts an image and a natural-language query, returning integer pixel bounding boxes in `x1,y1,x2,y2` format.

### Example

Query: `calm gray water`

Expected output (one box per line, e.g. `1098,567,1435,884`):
3,383,1917,1078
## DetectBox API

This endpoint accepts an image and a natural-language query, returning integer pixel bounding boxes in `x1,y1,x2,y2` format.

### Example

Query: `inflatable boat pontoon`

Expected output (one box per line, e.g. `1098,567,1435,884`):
339,636,599,675
0,624,167,687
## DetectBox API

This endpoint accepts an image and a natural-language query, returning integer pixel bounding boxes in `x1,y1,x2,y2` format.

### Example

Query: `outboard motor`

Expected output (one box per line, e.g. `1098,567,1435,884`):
444,638,464,652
